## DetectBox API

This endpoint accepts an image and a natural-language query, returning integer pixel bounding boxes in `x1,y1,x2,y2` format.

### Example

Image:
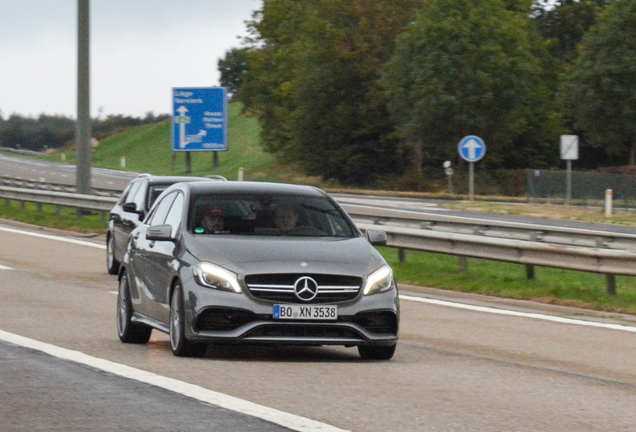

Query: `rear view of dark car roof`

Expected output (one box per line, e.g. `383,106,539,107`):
146,176,210,185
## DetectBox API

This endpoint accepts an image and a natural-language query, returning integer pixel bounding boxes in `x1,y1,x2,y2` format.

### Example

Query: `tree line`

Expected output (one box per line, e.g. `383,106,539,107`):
0,111,169,152
219,0,635,186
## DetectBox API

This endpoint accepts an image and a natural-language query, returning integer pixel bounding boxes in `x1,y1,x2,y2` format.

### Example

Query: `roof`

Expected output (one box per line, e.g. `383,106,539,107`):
185,181,326,197
135,175,210,185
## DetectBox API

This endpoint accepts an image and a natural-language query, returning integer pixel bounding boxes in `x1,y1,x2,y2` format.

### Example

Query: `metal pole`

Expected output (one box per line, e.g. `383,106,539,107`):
566,160,572,205
606,274,616,296
76,0,92,197
185,152,192,174
469,162,474,201
213,151,219,169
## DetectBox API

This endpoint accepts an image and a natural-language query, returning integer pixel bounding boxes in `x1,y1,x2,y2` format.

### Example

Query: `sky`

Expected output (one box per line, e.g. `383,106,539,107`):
0,0,262,119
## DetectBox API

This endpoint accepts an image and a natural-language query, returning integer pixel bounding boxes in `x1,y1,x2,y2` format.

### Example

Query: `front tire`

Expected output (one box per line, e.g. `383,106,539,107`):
107,234,120,275
358,344,396,360
117,271,152,344
170,282,207,357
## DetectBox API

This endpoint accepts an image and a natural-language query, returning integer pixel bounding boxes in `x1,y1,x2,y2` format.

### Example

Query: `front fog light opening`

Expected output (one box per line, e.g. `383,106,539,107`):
363,266,393,296
194,263,242,293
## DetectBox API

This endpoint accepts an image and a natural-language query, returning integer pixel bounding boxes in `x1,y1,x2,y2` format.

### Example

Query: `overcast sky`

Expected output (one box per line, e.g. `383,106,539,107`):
0,0,261,119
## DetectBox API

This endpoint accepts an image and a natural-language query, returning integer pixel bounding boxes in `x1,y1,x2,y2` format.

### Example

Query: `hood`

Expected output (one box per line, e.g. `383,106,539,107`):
184,235,385,276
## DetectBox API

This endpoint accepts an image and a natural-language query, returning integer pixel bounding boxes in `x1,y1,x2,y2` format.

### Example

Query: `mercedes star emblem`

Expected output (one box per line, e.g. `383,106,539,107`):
294,276,318,301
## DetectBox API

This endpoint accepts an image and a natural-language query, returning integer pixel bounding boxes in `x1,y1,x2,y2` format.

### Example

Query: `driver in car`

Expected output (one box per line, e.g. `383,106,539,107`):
201,207,226,233
273,206,298,234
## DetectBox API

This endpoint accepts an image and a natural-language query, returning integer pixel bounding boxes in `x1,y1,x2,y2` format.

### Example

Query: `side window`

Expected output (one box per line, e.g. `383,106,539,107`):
164,193,184,237
130,183,147,211
147,186,169,210
123,182,141,205
118,183,133,205
147,192,177,226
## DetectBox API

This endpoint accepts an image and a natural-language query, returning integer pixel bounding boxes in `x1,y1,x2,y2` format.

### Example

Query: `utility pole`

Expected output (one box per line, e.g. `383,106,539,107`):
76,0,92,196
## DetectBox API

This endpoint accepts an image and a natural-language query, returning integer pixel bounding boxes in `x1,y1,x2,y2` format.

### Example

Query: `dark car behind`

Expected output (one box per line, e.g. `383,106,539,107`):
106,174,213,274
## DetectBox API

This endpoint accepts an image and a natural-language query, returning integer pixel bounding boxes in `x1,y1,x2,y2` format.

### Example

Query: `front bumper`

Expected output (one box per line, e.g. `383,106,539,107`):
182,279,399,347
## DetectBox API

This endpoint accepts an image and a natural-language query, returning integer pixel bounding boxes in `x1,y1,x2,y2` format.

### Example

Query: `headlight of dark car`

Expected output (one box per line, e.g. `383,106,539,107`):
363,265,394,296
193,262,242,293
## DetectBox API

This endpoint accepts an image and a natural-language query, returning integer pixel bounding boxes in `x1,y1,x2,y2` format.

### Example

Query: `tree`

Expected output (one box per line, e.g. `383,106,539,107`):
383,0,556,173
218,48,249,101
532,0,611,63
561,0,636,165
241,0,422,185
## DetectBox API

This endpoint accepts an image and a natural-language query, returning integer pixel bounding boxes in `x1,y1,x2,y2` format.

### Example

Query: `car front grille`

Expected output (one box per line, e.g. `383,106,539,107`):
245,273,362,304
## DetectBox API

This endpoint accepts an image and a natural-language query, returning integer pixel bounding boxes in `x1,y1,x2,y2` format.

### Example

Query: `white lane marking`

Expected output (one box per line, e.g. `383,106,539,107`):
0,226,105,249
0,330,349,432
0,264,13,270
401,295,636,333
109,291,118,295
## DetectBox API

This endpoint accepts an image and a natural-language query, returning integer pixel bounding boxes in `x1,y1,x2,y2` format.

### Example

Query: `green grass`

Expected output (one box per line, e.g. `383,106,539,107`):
45,103,308,183
0,200,107,234
379,246,636,314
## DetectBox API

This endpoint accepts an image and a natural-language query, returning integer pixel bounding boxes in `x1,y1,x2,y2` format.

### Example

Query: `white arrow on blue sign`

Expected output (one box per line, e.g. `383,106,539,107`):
458,135,486,162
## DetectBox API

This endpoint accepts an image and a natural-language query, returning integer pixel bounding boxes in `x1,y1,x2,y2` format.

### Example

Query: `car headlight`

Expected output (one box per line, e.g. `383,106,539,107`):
363,265,394,296
193,263,242,293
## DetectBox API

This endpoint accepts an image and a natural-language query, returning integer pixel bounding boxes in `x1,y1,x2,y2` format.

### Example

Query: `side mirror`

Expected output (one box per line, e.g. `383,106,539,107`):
122,202,139,213
366,229,388,246
146,224,175,242
122,202,145,219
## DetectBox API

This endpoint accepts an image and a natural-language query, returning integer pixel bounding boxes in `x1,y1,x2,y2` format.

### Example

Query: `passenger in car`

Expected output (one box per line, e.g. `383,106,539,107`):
273,206,298,234
201,207,225,233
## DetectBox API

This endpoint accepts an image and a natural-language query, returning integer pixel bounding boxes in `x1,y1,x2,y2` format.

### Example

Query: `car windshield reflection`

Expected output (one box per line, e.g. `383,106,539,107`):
191,194,354,237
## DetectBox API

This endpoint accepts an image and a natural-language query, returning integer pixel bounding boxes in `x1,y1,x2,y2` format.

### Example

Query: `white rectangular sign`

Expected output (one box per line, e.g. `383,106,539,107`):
560,135,579,160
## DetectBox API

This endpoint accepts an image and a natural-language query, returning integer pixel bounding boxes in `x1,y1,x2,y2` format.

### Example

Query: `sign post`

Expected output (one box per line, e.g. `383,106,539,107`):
458,136,486,201
172,87,227,173
560,135,578,205
443,161,454,194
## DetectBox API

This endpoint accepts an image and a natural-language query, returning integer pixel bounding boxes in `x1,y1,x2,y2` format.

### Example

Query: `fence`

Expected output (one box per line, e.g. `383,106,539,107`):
527,169,636,208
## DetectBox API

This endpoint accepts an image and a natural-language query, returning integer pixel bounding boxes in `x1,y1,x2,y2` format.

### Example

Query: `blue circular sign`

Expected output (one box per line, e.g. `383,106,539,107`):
458,136,486,162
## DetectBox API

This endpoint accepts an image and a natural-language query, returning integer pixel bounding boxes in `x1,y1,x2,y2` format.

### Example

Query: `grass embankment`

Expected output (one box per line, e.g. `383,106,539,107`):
1,201,107,234
45,103,308,183
381,247,636,315
3,103,636,314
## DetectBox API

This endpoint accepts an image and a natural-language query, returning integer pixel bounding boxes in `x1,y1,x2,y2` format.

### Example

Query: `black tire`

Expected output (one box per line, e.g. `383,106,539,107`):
170,282,207,357
107,234,120,275
358,344,396,360
117,271,152,344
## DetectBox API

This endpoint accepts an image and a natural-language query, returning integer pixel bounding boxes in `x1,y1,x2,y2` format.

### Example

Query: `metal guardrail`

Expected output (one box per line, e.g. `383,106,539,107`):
341,204,636,251
0,186,117,221
0,147,46,157
342,204,636,295
1,185,634,295
0,175,120,197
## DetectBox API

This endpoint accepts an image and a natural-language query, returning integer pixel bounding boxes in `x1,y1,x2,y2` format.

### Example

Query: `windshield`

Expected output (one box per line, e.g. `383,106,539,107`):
190,193,355,238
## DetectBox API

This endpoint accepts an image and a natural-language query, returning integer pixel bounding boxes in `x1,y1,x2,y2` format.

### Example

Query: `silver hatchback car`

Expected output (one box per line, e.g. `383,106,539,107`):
117,181,399,359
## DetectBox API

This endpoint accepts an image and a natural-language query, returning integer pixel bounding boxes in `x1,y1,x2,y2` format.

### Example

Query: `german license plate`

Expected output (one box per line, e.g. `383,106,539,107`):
273,304,338,320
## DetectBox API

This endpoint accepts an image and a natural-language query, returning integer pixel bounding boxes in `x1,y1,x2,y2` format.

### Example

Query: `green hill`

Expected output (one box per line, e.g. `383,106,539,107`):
47,103,311,184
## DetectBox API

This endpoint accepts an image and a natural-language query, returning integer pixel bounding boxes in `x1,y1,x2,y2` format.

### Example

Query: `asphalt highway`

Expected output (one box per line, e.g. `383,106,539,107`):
2,221,636,431
0,153,136,190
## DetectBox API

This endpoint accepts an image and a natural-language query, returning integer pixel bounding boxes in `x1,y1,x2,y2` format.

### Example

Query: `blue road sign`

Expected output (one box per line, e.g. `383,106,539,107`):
458,135,486,162
171,87,227,152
